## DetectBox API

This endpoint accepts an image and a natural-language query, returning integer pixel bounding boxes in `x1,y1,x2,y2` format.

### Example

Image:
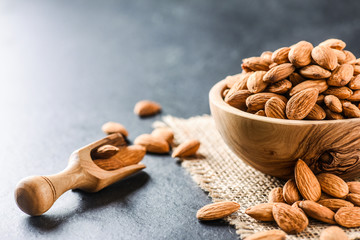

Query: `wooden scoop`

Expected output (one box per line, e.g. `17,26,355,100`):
14,133,146,216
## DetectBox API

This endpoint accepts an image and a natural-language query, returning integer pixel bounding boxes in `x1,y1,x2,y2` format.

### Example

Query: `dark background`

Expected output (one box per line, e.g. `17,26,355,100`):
1,0,359,239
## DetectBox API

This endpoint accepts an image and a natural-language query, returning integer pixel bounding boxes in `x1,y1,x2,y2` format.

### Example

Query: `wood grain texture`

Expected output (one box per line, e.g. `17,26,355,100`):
14,133,145,216
209,80,360,179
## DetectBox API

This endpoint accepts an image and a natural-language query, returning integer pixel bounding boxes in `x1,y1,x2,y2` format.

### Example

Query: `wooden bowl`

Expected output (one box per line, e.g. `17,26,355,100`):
209,80,360,180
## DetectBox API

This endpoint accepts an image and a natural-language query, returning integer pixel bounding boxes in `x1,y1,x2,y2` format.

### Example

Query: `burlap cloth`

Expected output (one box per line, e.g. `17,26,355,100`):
155,115,360,240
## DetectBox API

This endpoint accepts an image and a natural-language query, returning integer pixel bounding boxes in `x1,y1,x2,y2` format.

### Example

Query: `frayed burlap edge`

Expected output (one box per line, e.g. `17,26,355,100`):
154,115,360,240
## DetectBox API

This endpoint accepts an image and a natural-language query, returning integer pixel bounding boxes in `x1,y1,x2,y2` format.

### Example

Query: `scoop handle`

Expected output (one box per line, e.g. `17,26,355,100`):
14,166,86,216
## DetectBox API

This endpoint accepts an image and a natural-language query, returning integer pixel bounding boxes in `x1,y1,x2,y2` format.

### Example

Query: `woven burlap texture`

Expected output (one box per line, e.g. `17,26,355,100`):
157,115,360,240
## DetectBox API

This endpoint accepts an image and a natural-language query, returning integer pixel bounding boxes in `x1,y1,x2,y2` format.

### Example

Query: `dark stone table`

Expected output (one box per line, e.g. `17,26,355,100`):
1,0,360,239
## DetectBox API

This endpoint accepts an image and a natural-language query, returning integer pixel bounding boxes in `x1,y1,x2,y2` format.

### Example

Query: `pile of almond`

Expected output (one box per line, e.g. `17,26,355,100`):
223,39,360,120
243,159,360,238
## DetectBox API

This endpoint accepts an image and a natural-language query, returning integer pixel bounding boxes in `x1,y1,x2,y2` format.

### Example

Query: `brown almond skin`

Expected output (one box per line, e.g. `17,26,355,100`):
319,39,346,50
335,207,360,228
332,49,346,63
102,121,129,137
255,110,266,116
318,199,354,212
327,64,354,86
266,79,292,94
263,63,295,83
196,201,240,221
324,87,353,99
283,179,301,204
289,72,305,86
246,93,288,112
347,90,360,101
354,65,360,75
325,108,344,120
245,203,274,221
247,71,268,93
289,79,328,96
268,187,285,203
299,200,336,224
320,226,348,240
264,97,286,119
244,230,286,240
92,144,119,159
295,159,321,201
324,95,342,113
242,57,271,71
346,193,360,206
348,182,360,194
343,102,360,118
305,104,326,120
151,128,174,145
311,45,338,70
286,88,319,120
172,139,200,158
317,173,349,198
260,51,273,61
271,47,290,64
272,203,308,234
224,90,252,111
299,65,332,79
134,134,169,153
343,50,356,64
317,94,325,104
134,100,162,117
349,75,360,90
226,72,251,91
289,40,313,67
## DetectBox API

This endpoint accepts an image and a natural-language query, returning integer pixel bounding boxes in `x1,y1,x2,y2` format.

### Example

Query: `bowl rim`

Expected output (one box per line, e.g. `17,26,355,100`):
209,79,360,125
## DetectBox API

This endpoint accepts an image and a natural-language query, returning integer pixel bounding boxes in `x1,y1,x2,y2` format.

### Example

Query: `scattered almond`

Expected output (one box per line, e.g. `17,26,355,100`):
272,203,308,234
102,121,129,137
134,134,169,153
335,207,360,228
245,203,274,221
318,198,354,212
299,200,336,224
348,181,360,194
346,193,360,206
320,226,348,240
172,139,200,158
283,179,301,204
316,173,349,198
244,230,286,240
134,100,161,117
268,187,285,203
196,201,240,221
151,127,174,145
294,159,321,201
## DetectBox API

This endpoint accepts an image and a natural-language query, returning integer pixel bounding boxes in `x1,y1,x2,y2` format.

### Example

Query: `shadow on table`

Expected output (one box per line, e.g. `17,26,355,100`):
23,171,150,232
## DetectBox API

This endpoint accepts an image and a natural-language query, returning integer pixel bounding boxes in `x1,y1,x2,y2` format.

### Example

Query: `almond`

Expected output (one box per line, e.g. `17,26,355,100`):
299,65,331,79
324,87,353,99
320,226,348,240
343,50,356,64
289,79,328,96
283,179,301,204
255,110,266,116
324,95,342,113
151,127,174,145
247,71,268,93
269,62,278,69
288,40,313,67
93,145,146,170
305,104,326,120
271,47,290,64
318,199,354,212
343,101,360,118
246,93,288,112
244,230,286,240
349,75,360,90
226,72,251,90
134,134,169,153
263,63,295,83
348,182,360,194
332,49,346,63
224,90,252,111
268,187,285,203
299,200,336,224
327,64,354,86
354,65,360,75
316,173,349,198
92,144,119,159
335,207,360,227
325,108,344,120
294,159,321,201
311,45,337,70
134,100,161,117
172,139,200,158
272,203,308,234
242,57,271,71
286,88,319,120
264,97,286,119
319,39,346,50
196,201,240,221
265,79,292,94
102,121,129,137
317,94,325,104
245,203,274,221
288,72,305,86
347,90,360,101
260,51,273,61
346,193,360,206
